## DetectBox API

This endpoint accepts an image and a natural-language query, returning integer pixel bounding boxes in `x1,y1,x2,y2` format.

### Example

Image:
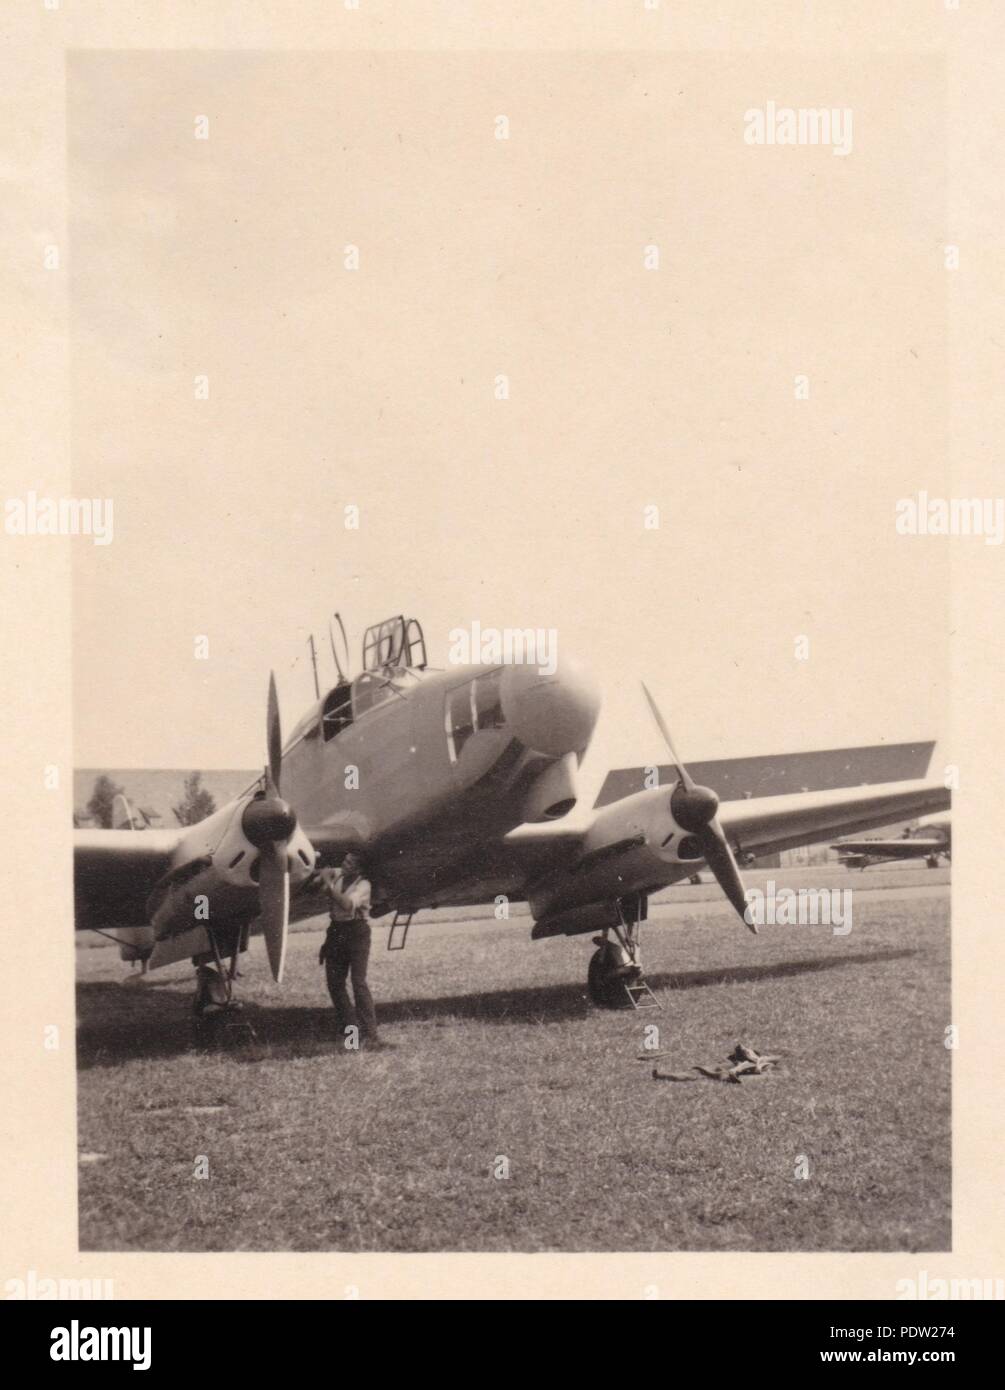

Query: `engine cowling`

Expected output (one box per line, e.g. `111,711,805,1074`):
527,782,705,926
145,791,316,939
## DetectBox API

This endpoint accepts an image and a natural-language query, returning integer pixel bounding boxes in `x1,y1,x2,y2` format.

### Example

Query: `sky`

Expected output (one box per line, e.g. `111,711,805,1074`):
68,50,949,788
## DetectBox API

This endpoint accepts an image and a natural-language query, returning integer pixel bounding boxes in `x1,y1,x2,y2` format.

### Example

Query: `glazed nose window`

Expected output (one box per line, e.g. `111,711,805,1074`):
444,671,505,763
445,681,475,762
474,669,505,731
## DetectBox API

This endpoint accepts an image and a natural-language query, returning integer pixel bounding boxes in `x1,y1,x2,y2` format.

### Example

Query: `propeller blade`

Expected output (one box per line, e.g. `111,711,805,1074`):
258,841,290,983
640,682,694,790
698,820,757,933
267,671,283,794
641,681,755,932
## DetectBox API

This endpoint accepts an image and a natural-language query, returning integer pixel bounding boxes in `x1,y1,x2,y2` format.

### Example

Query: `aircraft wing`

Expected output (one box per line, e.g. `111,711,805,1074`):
74,828,185,930
715,780,950,861
495,776,950,934
833,837,946,857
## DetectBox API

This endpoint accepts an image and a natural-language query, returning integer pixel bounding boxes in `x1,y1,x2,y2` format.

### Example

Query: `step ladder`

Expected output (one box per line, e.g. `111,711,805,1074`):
623,977,661,1010
387,911,413,951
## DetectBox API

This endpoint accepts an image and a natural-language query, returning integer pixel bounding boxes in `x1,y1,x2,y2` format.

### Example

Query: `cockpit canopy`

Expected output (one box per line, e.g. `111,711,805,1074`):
350,667,421,720
284,615,430,751
362,616,427,673
312,667,423,743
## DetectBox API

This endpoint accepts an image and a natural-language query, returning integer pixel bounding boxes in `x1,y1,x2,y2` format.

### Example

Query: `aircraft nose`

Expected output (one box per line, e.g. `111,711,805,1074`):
500,656,602,756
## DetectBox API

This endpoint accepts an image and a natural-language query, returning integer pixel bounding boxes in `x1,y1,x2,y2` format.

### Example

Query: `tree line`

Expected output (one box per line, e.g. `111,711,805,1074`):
74,772,217,828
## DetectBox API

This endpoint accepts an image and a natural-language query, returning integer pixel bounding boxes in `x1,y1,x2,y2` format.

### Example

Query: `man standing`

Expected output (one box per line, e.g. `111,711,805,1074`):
318,851,382,1049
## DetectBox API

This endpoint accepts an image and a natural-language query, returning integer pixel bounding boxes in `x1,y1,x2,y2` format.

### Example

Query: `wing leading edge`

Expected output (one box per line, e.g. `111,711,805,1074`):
717,779,950,860
74,829,185,930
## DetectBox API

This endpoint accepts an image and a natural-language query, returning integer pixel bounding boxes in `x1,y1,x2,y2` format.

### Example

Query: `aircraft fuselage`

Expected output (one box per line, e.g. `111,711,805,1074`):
281,657,601,909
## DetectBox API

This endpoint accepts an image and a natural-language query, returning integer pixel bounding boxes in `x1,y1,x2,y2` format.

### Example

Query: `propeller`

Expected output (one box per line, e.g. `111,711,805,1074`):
266,670,283,794
641,682,757,933
256,841,290,983
241,672,297,981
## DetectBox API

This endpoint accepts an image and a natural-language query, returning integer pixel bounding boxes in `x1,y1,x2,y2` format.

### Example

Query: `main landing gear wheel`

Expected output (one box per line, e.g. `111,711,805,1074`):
191,926,255,1044
587,941,642,1009
586,893,659,1010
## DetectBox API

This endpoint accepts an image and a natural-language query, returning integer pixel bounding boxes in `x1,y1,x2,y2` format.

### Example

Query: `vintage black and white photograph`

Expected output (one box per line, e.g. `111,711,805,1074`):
2,1,1003,1317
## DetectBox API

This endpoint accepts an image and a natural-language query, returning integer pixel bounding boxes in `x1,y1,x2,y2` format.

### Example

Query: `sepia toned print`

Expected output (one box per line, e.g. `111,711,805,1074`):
2,3,1002,1305
66,48,951,1255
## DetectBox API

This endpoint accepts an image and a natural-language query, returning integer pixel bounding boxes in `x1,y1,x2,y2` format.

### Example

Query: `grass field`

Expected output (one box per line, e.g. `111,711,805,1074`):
76,869,950,1252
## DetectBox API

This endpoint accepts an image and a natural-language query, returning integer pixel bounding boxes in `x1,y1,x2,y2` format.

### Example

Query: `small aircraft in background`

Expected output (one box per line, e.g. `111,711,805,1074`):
74,613,951,1017
832,813,951,870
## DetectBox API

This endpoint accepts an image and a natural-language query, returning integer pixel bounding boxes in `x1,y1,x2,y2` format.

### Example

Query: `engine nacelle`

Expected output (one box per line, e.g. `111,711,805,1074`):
578,785,704,867
527,783,704,925
145,791,316,939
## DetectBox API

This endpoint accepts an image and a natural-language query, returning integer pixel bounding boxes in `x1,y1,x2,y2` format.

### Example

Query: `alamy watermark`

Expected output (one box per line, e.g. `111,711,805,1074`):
895,492,1004,545
50,1319,151,1371
744,102,853,157
744,881,852,935
447,621,558,675
3,491,114,545
5,1269,114,1300
896,1270,1004,1300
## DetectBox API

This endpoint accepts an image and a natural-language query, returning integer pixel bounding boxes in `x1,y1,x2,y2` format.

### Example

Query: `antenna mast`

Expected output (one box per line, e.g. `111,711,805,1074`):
307,634,321,698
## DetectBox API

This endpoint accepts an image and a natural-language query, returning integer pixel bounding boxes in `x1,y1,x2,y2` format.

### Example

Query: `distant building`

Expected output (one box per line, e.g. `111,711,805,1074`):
594,741,935,809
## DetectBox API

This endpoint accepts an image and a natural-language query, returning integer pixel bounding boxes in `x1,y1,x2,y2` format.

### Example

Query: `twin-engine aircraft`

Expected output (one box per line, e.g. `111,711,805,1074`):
74,614,951,1015
832,814,952,870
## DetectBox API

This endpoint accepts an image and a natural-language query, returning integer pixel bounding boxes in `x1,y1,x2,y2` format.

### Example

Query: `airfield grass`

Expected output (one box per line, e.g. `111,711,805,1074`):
76,878,950,1252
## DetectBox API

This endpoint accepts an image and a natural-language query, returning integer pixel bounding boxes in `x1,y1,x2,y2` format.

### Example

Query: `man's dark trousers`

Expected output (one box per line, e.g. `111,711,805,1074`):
324,919,378,1040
